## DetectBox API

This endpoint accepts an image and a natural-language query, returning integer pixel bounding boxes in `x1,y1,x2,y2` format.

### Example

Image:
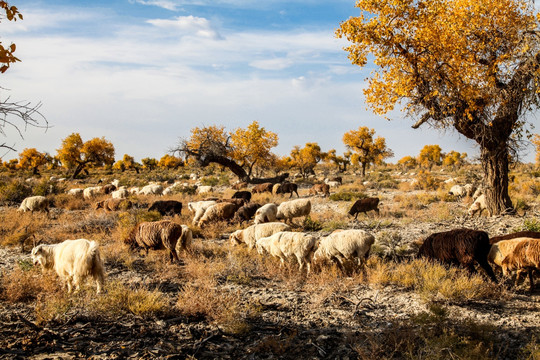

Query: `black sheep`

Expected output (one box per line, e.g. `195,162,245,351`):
276,182,299,198
233,203,262,223
232,190,252,203
148,200,183,216
417,228,497,283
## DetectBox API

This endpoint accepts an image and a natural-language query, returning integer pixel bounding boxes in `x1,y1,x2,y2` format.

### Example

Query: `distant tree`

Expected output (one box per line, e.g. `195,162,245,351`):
418,145,443,170
18,148,46,174
230,121,278,178
158,154,183,169
343,127,393,176
3,158,17,170
120,154,140,173
337,0,540,215
0,2,47,153
112,160,125,172
288,143,324,178
397,156,417,171
56,133,115,178
326,149,351,173
141,157,158,171
442,151,467,169
174,122,287,183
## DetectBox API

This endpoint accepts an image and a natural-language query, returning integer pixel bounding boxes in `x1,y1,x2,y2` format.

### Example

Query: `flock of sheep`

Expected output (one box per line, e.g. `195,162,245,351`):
17,176,540,295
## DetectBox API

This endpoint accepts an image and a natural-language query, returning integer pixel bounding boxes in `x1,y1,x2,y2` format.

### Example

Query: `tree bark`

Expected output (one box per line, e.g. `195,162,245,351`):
481,145,514,215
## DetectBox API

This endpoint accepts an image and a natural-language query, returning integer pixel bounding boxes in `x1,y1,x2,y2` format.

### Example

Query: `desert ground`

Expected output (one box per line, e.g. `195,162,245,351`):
0,166,539,359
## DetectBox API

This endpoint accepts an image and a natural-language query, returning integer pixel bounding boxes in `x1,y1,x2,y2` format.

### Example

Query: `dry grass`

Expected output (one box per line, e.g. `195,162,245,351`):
366,258,504,303
1,265,62,303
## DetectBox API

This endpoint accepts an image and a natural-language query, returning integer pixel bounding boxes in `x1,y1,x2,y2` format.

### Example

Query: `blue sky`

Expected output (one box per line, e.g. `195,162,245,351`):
1,0,535,163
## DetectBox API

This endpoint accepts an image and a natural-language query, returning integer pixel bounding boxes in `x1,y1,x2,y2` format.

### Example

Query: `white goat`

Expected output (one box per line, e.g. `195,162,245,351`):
256,231,317,273
18,196,49,213
31,239,105,294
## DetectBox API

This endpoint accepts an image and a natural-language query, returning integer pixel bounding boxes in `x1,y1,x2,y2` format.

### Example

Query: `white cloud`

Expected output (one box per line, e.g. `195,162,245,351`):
249,58,293,70
134,0,181,11
146,15,222,39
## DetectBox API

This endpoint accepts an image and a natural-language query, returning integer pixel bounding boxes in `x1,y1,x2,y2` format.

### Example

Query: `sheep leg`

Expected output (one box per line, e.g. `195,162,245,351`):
528,268,535,292
476,259,498,283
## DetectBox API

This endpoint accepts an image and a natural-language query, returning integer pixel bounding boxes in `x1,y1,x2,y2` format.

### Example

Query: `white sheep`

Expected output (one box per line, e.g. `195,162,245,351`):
197,185,213,195
229,222,291,249
18,196,49,213
111,188,129,199
67,188,84,197
139,184,163,196
256,231,317,273
449,184,475,198
324,178,340,188
111,179,120,188
313,229,375,269
188,200,217,226
468,194,487,216
83,186,103,200
31,239,105,294
254,203,278,224
276,198,311,224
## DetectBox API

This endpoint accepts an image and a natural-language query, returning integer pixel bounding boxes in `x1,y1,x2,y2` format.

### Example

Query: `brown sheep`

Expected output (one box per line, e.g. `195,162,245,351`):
232,182,248,190
101,184,117,194
489,231,540,245
125,220,191,262
233,203,262,224
198,202,242,227
252,182,274,194
94,198,133,212
308,183,330,197
348,197,379,219
501,238,540,291
417,228,497,283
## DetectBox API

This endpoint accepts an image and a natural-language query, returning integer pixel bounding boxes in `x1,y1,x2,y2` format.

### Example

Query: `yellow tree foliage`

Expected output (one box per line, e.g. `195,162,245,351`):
176,123,284,182
417,145,442,170
326,149,351,172
141,157,158,171
56,133,115,178
18,148,47,174
230,121,278,178
57,133,83,170
3,158,17,170
343,126,393,176
337,0,540,214
442,151,467,169
158,154,183,169
289,142,324,177
397,156,418,170
0,2,22,73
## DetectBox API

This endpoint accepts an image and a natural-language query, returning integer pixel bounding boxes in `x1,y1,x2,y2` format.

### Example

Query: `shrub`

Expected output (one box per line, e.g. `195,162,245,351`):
0,179,32,204
33,179,64,196
303,216,323,232
413,170,441,190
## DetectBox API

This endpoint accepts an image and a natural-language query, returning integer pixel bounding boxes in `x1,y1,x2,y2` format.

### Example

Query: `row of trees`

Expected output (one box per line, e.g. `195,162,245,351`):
2,123,475,179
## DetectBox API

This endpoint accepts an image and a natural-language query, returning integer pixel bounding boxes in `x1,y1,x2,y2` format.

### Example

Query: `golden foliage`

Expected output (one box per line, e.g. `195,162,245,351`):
158,154,183,169
418,145,442,169
288,142,324,176
18,148,47,173
230,120,278,175
343,126,393,175
337,0,538,122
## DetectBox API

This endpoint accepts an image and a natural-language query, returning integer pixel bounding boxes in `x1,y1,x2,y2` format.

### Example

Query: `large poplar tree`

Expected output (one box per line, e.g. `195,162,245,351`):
337,0,540,215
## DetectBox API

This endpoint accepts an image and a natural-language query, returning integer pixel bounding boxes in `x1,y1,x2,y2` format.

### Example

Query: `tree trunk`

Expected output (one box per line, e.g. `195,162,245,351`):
71,163,86,179
481,145,514,215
